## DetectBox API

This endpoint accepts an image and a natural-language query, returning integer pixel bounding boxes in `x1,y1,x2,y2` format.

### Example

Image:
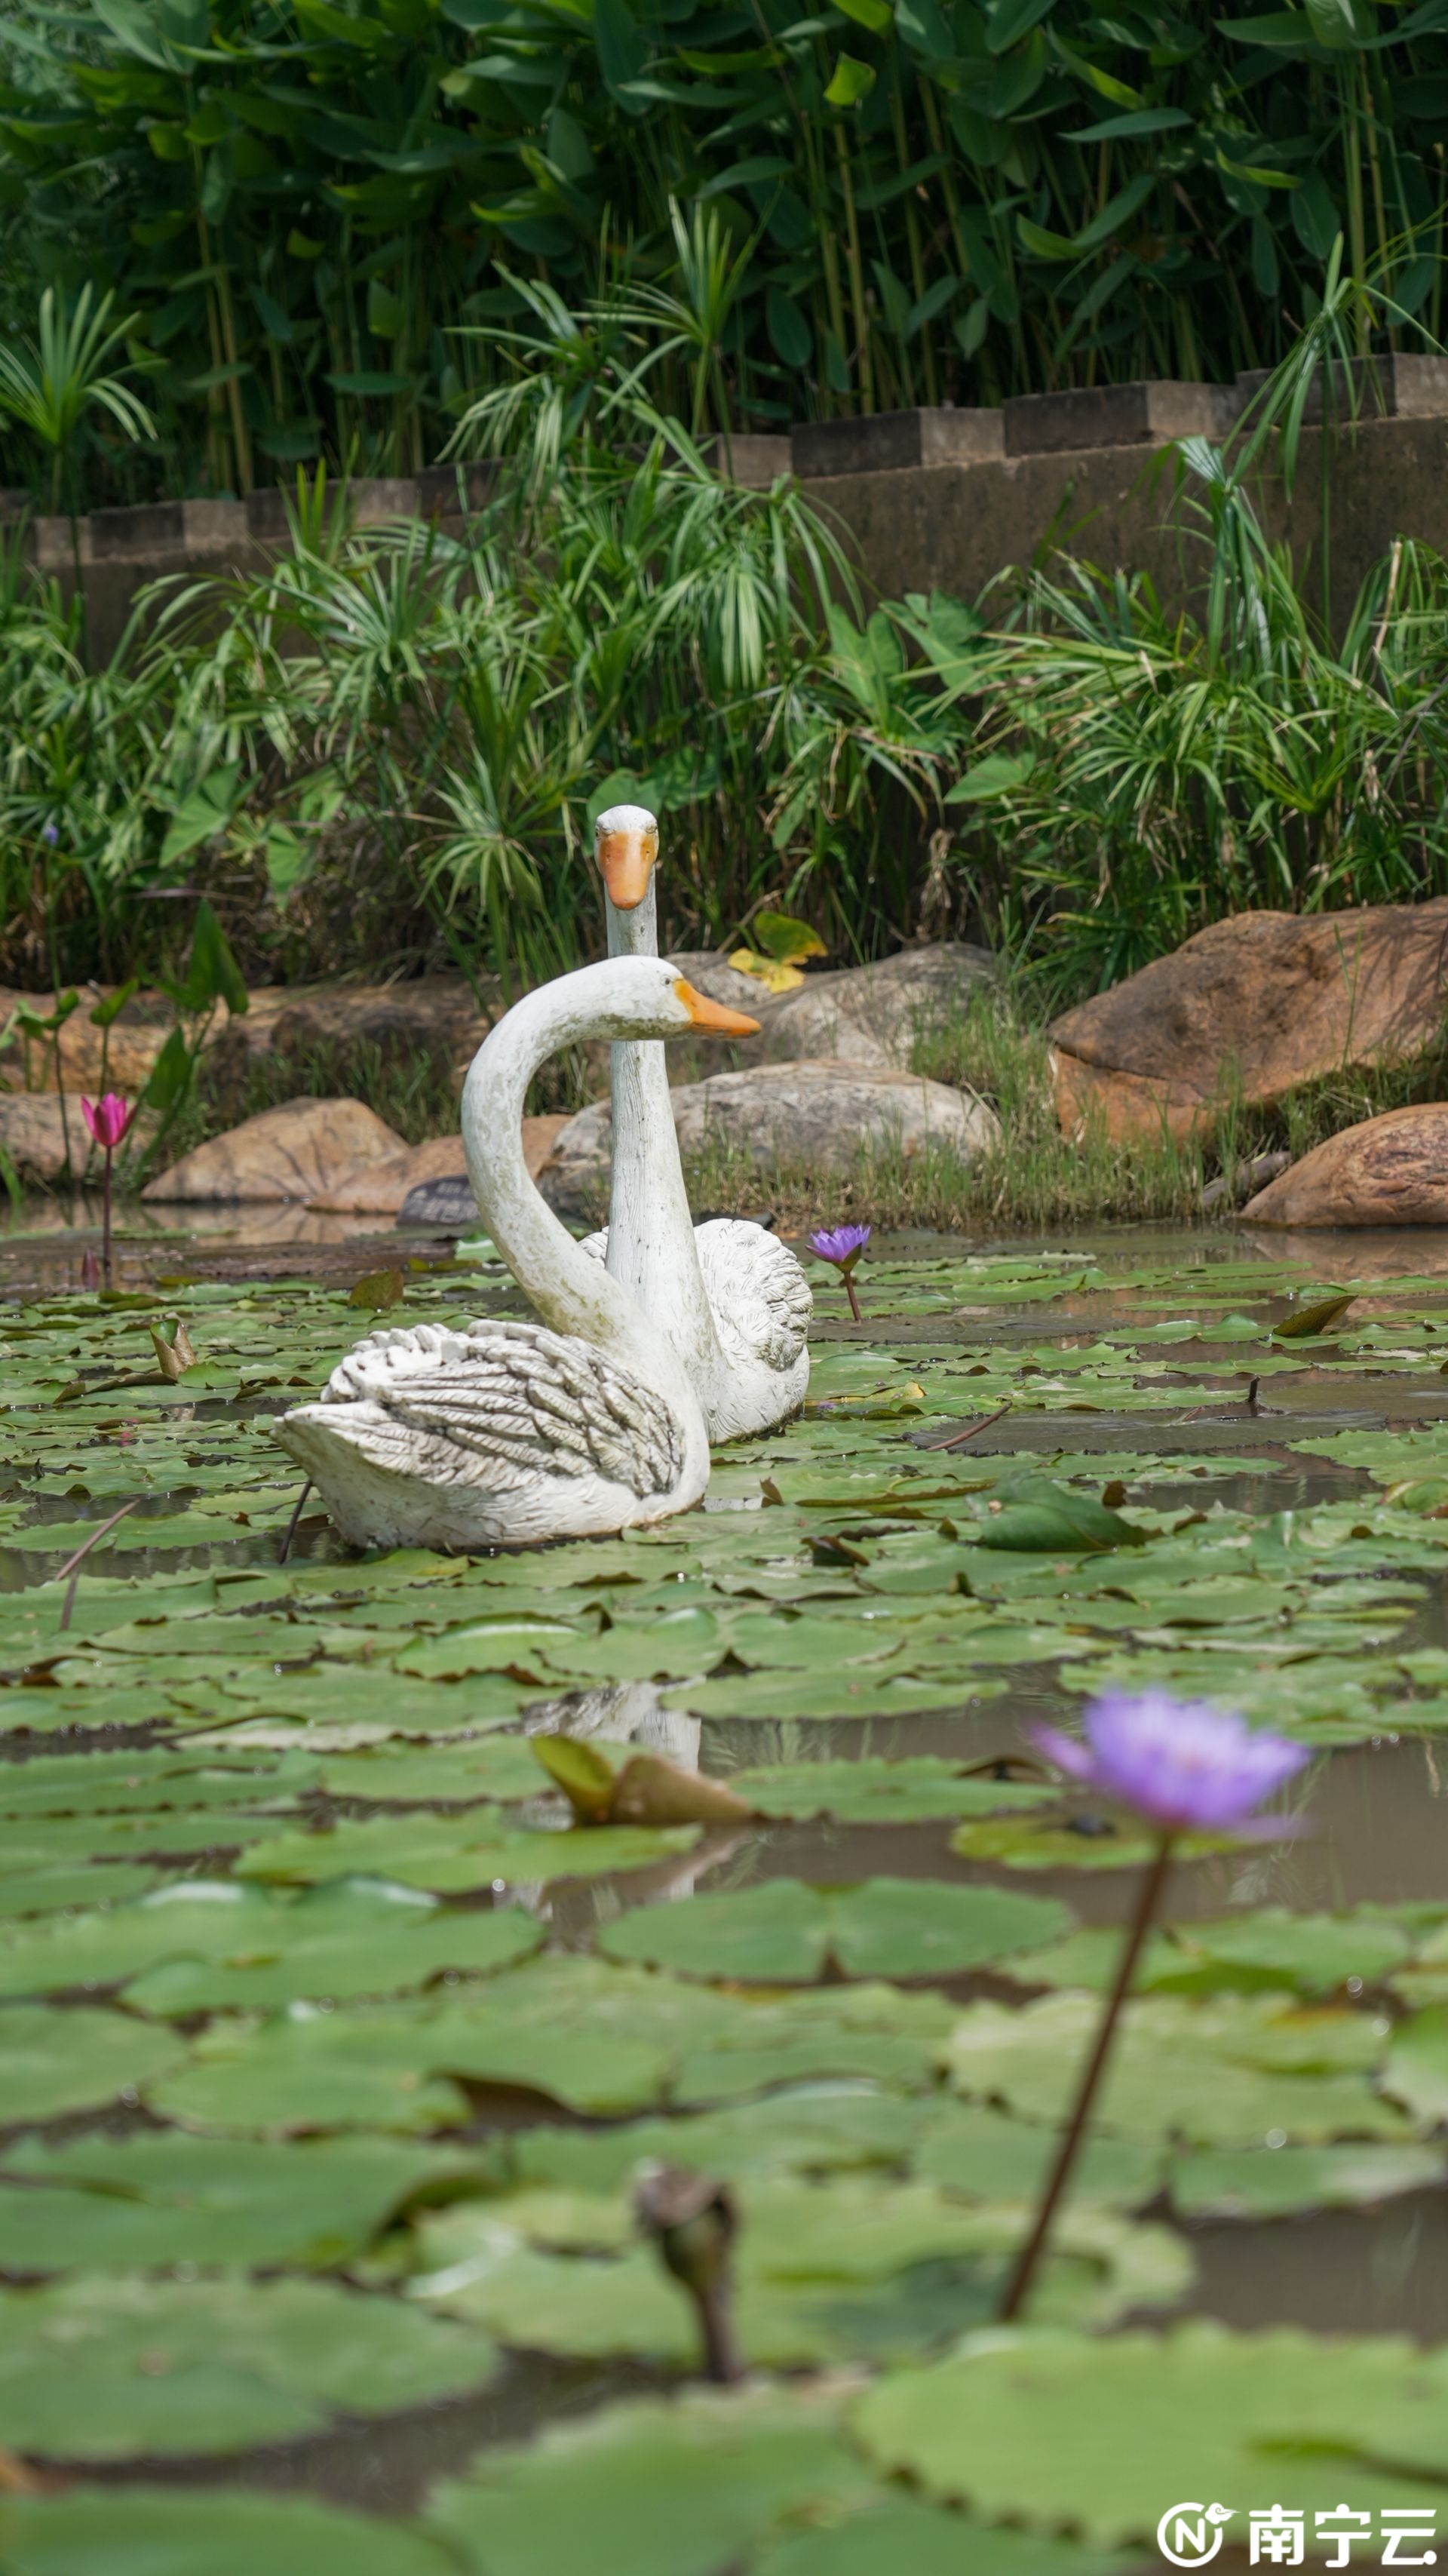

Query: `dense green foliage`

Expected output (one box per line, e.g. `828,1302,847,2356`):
1,0,1446,501
9,336,1448,1017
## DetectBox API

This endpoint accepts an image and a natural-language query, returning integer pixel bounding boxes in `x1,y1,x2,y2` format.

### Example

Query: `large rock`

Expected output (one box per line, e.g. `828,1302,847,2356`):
664,943,995,1085
323,1116,574,1225
1050,903,1448,1143
308,1134,467,1215
143,1098,406,1203
229,978,499,1089
0,985,191,1098
1242,1105,1448,1226
539,1059,999,1212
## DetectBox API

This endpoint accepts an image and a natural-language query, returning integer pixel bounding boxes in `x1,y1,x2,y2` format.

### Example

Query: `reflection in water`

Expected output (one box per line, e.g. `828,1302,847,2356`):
524,1681,702,1772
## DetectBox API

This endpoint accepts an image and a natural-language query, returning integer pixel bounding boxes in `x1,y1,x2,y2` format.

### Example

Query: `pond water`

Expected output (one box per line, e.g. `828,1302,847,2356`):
2,1210,1448,2571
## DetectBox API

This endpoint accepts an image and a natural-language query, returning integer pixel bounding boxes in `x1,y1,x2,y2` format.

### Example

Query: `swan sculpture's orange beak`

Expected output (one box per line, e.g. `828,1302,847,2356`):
673,978,761,1037
597,818,658,910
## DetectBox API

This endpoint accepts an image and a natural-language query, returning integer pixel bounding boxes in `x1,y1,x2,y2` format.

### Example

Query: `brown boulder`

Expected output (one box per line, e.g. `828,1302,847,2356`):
312,1115,571,1217
1242,1104,1448,1227
1051,904,1448,1143
0,984,192,1099
538,1059,1000,1214
231,978,499,1091
308,1134,466,1214
664,942,996,1086
143,1098,406,1203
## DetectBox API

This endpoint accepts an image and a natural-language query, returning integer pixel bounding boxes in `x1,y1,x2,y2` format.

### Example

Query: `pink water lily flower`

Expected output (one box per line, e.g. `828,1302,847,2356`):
81,1093,134,1152
1035,1689,1308,1837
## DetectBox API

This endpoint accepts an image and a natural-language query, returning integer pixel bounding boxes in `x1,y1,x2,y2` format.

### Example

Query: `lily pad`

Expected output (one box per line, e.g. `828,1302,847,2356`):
598,1878,1070,1983
151,1960,956,2131
0,2130,472,2274
237,1813,700,1891
0,2003,186,2126
944,1991,1407,2146
427,2384,873,2576
0,1876,541,2010
852,2323,1448,2544
1167,2141,1446,2218
415,2178,1188,2364
0,2273,495,2459
0,2487,453,2576
729,1760,1057,1824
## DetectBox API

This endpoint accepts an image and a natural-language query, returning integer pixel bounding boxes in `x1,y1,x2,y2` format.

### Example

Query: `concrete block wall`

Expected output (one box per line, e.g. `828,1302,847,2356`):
11,359,1448,660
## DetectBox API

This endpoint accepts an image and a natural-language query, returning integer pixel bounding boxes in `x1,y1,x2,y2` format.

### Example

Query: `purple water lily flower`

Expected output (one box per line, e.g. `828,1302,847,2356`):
808,1222,870,1321
41,821,58,847
1035,1690,1308,1837
999,1690,1312,2327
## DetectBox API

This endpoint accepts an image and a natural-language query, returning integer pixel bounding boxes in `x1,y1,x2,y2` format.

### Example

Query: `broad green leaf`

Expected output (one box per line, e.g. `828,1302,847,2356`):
0,2274,494,2459
0,2131,472,2274
599,1875,1069,1982
944,1991,1407,2145
0,2488,452,2576
853,2325,1448,2543
0,1875,541,2009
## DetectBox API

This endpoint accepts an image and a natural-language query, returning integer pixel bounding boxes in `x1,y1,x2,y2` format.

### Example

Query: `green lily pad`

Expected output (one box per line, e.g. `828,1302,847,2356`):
0,2273,495,2460
1168,2141,1446,2218
1015,1908,1421,1997
945,1991,1407,2145
0,2002,186,2126
852,2323,1448,2544
237,1813,700,1891
413,2178,1188,2365
0,1875,542,2010
0,2130,472,2274
729,1760,1057,1824
0,2487,452,2576
753,2499,1135,2576
151,1959,956,2132
598,1877,1070,1984
427,2384,874,2576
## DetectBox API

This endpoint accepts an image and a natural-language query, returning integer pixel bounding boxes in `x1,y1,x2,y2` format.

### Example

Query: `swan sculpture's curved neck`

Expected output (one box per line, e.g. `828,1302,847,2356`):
461,970,707,1477
606,886,726,1392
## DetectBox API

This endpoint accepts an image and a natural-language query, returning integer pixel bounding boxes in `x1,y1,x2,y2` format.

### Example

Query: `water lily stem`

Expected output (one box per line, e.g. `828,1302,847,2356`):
278,1479,314,1565
843,1271,863,1324
999,1829,1175,2323
54,1497,140,1630
101,1141,113,1292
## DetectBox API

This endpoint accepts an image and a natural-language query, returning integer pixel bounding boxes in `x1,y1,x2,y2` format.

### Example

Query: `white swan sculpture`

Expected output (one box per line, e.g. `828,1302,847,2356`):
274,958,759,1550
585,803,813,1442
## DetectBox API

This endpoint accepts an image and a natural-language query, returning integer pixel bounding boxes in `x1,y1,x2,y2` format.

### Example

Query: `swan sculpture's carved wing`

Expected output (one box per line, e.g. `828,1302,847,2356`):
693,1220,812,1372
578,1221,811,1375
316,1319,683,1498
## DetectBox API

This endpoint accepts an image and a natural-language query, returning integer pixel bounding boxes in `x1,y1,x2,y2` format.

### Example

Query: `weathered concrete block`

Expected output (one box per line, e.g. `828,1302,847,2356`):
793,407,1004,477
700,433,792,487
246,487,292,541
89,501,186,558
348,476,419,527
1235,352,1448,422
1004,381,1234,456
182,497,248,550
34,515,92,568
